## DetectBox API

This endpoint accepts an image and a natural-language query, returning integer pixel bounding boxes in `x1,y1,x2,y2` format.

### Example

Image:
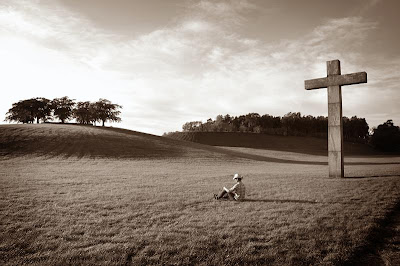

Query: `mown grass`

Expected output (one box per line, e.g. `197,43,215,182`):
1,156,400,265
0,124,400,265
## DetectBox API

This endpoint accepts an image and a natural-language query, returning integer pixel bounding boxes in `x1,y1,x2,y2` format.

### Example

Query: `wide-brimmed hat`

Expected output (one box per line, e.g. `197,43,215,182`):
233,173,242,180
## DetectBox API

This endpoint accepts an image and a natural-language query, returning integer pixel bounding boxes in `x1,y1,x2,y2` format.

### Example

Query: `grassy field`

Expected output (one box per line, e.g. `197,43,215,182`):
1,124,400,265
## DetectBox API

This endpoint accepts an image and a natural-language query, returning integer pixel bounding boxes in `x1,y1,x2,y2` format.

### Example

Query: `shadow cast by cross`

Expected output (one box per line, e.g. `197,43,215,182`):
342,200,400,265
344,174,400,179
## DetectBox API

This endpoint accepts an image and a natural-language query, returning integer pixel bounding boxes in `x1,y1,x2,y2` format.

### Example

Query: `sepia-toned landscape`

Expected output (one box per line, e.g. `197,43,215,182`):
1,0,400,265
1,124,399,265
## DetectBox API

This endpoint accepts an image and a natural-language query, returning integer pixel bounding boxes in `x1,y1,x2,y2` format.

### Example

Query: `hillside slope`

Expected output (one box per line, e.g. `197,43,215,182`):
0,124,224,159
2,124,309,163
165,131,381,156
1,125,396,165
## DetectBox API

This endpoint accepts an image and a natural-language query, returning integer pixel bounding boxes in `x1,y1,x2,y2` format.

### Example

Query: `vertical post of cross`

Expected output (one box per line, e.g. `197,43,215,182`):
327,60,344,178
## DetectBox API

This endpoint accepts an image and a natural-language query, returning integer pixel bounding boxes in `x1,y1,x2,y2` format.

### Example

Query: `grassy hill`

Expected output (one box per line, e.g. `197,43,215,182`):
165,131,382,156
0,124,226,159
0,124,324,164
0,124,395,165
2,124,322,164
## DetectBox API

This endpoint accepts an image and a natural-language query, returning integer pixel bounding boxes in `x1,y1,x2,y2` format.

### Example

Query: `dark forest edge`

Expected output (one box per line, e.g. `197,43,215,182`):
164,113,400,152
4,97,122,127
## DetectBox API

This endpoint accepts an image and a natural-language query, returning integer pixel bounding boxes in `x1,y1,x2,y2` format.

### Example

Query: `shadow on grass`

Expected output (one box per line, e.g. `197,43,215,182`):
345,174,400,179
342,200,400,266
244,198,318,204
346,161,400,166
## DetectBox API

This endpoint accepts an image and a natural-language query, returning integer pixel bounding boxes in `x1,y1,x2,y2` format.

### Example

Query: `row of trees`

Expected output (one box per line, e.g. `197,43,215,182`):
5,97,122,126
370,120,400,152
182,112,369,141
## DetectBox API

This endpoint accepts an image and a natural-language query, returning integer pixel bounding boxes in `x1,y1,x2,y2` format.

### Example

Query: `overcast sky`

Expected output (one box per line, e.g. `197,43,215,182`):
0,0,399,135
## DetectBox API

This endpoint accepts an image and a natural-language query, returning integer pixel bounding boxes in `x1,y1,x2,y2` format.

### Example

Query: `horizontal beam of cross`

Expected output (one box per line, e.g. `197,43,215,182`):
305,72,367,90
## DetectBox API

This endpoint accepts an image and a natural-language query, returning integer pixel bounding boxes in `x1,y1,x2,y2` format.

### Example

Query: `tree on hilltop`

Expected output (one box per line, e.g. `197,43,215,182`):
5,100,34,124
74,101,96,124
5,98,51,124
5,97,123,126
33,98,52,123
52,96,75,123
93,99,122,126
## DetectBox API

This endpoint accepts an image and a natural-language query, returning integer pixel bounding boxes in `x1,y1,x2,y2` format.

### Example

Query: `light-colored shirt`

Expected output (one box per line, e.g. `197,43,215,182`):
229,181,245,201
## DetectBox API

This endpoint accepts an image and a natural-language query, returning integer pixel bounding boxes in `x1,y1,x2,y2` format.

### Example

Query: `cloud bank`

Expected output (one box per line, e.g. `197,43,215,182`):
0,0,398,134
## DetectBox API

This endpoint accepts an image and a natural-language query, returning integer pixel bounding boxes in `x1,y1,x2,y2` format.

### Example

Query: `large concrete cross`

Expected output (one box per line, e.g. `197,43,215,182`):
305,60,367,178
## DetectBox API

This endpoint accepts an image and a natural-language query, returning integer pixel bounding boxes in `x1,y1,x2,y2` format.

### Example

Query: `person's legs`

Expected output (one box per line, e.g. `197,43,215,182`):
227,192,236,200
215,190,227,199
215,187,236,200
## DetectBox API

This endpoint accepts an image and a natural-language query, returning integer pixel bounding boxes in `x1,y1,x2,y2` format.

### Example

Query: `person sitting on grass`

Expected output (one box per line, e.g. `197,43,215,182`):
214,173,245,201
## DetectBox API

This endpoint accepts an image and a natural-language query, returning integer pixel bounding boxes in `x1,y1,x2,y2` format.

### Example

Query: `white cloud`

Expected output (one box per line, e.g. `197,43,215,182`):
0,1,126,123
0,0,398,135
357,0,382,15
192,0,256,27
181,20,214,32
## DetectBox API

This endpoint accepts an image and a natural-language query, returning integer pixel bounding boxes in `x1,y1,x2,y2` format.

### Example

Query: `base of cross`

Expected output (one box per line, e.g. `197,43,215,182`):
305,59,367,178
328,151,344,178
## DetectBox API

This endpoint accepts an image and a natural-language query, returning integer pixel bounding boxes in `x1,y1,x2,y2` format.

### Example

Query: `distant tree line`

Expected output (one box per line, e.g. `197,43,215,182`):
5,97,122,126
181,112,369,142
